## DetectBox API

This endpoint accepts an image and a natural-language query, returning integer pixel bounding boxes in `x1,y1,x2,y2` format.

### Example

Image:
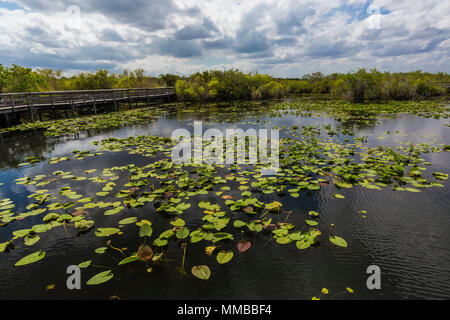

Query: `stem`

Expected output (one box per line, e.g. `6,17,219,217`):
181,244,187,274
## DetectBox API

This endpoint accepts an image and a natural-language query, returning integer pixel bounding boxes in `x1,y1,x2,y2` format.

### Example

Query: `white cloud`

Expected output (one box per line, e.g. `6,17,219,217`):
0,0,448,76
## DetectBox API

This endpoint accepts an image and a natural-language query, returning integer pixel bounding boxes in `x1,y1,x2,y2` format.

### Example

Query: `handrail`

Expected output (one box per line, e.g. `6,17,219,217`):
0,87,176,110
0,87,175,97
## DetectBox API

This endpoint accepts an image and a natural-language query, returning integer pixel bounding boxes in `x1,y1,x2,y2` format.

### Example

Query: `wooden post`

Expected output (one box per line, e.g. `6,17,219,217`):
27,94,35,122
70,93,75,117
113,93,118,112
128,89,131,109
93,94,97,114
147,88,150,104
4,114,10,127
10,94,15,113
50,93,55,109
135,91,138,108
50,93,56,119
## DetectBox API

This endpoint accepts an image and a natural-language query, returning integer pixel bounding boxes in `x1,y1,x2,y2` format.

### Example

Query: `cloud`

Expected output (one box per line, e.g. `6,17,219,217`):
175,18,219,40
0,0,448,76
152,37,203,58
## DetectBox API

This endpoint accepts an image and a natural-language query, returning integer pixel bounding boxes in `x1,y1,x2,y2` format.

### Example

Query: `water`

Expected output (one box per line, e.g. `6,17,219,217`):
0,100,449,300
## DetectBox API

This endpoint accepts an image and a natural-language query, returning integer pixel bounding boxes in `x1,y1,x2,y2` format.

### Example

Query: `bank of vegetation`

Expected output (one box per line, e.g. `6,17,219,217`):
0,63,448,102
176,69,449,102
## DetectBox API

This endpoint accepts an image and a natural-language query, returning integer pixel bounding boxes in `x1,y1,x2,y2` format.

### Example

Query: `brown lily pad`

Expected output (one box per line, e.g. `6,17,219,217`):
137,244,153,261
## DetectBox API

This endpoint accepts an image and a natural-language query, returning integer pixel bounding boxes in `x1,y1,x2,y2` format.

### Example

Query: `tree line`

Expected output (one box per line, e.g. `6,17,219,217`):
0,64,170,93
0,63,448,102
177,69,449,102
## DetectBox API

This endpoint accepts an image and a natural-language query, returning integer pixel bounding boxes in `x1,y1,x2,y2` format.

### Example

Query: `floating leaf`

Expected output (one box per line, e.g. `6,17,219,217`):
13,229,31,238
170,218,185,227
15,250,46,266
78,260,92,268
308,211,319,217
276,236,292,244
118,255,139,265
176,227,190,239
86,270,114,285
329,235,347,248
95,228,120,237
237,240,251,252
243,206,254,214
137,244,153,261
24,234,40,246
139,224,153,237
153,238,168,247
119,217,137,225
0,240,12,252
104,206,124,216
296,239,310,250
233,220,247,228
95,247,107,254
191,265,211,280
75,220,94,232
216,250,234,264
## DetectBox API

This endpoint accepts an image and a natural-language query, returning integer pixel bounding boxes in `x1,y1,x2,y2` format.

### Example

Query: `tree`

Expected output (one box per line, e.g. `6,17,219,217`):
4,64,47,92
0,64,6,92
159,73,179,87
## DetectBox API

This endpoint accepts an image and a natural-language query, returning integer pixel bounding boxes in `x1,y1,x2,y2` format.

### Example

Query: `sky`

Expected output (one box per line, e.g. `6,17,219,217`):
0,0,448,77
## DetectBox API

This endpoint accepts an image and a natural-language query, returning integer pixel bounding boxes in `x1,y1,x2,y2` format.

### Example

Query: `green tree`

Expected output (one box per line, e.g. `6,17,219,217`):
4,64,47,92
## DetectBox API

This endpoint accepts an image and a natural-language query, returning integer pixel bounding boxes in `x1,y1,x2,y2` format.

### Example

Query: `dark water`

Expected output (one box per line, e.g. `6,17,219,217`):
0,101,449,300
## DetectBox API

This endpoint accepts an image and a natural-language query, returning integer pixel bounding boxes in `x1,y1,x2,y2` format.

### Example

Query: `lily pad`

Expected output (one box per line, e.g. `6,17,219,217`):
216,250,234,264
86,270,114,285
329,235,348,248
15,250,46,266
237,240,251,252
191,265,211,280
95,228,120,237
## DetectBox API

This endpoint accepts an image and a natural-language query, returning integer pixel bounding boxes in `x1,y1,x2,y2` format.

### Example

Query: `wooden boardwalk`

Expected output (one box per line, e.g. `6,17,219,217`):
0,87,176,125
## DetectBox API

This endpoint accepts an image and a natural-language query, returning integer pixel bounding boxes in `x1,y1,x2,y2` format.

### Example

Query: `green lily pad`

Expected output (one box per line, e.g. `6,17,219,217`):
15,250,46,266
191,265,211,280
329,235,348,248
86,270,114,285
216,250,234,264
78,260,92,268
176,227,190,239
95,228,120,237
118,255,139,265
119,217,137,225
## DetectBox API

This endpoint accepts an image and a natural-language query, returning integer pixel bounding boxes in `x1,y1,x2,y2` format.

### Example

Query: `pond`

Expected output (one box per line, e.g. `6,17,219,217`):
0,98,449,300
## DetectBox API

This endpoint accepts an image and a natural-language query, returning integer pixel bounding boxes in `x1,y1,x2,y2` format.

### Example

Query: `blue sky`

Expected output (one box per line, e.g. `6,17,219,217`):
0,0,448,76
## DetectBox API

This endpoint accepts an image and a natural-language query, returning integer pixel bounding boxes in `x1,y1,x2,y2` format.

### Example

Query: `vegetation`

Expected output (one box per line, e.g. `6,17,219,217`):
0,63,448,102
175,69,449,102
0,64,171,92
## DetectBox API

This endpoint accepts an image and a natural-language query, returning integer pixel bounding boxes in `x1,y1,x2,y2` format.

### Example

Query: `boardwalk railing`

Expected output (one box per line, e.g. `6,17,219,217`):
435,81,450,89
0,87,176,118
